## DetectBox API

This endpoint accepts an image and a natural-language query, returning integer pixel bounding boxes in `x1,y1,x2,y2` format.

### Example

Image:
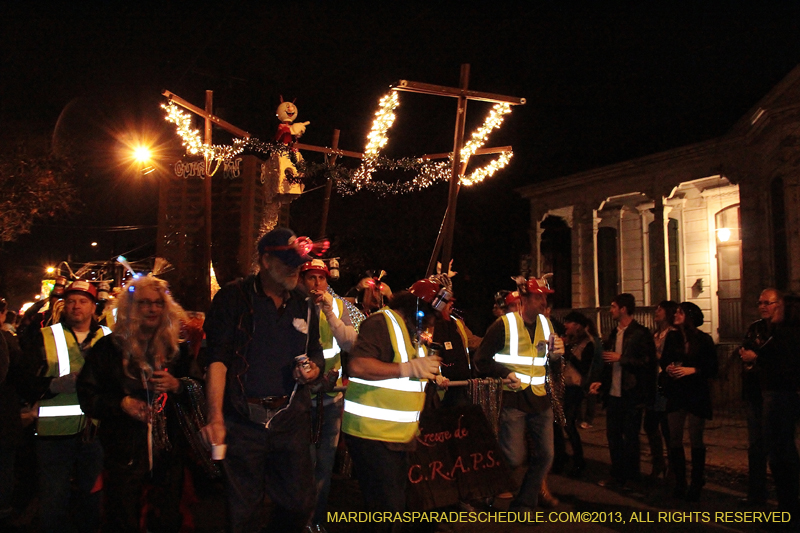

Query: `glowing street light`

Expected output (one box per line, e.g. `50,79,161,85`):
133,145,151,163
45,266,55,274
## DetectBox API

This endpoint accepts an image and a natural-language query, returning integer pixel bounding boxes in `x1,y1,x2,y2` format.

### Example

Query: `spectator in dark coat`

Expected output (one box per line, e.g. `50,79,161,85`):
661,301,717,501
589,293,657,489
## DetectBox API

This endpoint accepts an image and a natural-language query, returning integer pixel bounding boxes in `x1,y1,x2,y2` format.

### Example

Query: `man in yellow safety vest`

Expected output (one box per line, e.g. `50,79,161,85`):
342,283,441,521
23,280,111,533
300,259,358,533
474,275,565,513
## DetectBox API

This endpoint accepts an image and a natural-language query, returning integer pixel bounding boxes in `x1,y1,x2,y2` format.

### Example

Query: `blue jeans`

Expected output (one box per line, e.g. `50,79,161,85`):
310,396,343,524
224,415,315,533
498,406,554,509
37,435,104,533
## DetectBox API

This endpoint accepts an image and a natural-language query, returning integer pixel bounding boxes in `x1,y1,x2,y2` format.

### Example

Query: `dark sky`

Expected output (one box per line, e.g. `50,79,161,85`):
2,2,800,323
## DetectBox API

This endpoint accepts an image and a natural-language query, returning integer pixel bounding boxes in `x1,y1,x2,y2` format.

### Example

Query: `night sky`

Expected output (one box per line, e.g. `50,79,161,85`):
2,2,800,329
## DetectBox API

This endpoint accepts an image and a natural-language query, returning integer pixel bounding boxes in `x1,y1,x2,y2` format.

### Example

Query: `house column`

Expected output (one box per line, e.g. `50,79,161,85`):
649,195,668,304
573,203,597,308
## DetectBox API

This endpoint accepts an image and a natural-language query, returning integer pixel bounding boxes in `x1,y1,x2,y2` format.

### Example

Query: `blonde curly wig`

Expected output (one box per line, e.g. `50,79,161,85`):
112,275,186,378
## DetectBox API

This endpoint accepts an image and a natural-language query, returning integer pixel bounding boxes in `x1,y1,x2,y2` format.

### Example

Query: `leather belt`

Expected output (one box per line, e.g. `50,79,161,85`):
247,396,289,409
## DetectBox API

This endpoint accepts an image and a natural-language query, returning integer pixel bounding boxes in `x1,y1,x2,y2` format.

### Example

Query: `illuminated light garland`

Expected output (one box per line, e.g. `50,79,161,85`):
460,103,512,162
351,92,400,190
162,103,246,173
461,151,513,186
161,97,513,194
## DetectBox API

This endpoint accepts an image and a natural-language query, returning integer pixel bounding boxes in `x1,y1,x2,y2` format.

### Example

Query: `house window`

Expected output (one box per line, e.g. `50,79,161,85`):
716,205,742,341
597,227,618,306
540,216,572,309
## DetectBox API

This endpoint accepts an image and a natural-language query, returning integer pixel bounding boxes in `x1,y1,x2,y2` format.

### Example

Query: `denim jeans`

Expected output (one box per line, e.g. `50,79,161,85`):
224,415,315,533
310,396,343,524
498,406,554,509
37,435,104,533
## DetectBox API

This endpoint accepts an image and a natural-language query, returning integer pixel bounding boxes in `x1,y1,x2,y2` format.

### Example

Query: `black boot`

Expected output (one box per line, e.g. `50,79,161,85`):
648,433,666,481
686,447,706,502
669,447,687,498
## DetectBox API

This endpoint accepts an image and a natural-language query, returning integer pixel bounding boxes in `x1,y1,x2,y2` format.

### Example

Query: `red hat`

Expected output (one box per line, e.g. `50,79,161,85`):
505,291,521,306
409,277,453,312
65,280,97,301
526,277,554,295
300,259,330,277
513,275,555,296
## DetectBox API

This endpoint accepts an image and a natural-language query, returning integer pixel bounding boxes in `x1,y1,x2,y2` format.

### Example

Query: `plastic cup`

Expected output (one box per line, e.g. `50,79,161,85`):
211,443,227,461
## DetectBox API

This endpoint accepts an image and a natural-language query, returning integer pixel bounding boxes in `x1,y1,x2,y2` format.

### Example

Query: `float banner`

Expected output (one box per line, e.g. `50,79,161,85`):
407,405,511,511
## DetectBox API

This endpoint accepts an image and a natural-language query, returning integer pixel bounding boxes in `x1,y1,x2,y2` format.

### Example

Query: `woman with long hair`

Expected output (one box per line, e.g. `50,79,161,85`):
644,300,678,480
77,276,192,532
661,301,717,501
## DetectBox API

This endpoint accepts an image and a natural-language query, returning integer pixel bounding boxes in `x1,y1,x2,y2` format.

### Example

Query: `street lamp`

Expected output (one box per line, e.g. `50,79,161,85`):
133,145,156,175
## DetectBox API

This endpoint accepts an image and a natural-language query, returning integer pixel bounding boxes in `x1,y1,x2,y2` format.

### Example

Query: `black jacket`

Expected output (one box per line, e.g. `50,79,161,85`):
77,336,193,464
202,275,323,428
599,319,657,407
660,328,717,419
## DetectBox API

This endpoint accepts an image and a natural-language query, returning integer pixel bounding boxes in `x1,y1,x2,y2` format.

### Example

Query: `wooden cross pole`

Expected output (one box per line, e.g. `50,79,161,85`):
391,64,525,276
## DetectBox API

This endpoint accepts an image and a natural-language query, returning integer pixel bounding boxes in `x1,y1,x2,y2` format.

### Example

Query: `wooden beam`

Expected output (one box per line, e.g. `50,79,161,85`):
420,145,513,161
392,80,526,106
163,90,251,139
295,142,364,159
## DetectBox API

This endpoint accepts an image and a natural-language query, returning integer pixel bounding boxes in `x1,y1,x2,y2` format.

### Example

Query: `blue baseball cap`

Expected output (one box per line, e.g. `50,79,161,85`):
257,227,310,268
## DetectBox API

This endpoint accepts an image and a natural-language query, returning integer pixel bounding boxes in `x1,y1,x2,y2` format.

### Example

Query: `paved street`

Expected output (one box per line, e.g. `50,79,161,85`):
8,408,792,532
180,409,792,533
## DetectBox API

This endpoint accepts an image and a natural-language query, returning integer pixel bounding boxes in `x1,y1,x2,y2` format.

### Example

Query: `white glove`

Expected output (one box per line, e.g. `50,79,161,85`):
320,292,334,314
504,372,522,390
550,335,565,358
49,373,77,394
399,356,441,380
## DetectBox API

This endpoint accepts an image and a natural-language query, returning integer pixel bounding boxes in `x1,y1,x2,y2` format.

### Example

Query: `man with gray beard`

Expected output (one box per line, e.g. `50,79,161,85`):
202,228,324,533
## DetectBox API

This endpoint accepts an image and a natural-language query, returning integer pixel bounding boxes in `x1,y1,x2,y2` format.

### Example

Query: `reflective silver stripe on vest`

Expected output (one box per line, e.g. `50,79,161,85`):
50,324,71,377
38,405,84,417
348,376,425,393
494,354,546,366
383,310,411,362
514,372,546,386
343,399,420,423
323,300,341,359
100,326,112,336
539,314,551,349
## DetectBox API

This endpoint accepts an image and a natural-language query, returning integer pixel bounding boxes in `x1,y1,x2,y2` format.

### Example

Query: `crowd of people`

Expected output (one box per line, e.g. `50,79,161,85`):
0,226,799,532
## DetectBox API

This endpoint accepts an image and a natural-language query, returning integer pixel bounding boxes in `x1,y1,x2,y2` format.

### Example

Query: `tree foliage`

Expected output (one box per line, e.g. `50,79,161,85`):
0,148,80,242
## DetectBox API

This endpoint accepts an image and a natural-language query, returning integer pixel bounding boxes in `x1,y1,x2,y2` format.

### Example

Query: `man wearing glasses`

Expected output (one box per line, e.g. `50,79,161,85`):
740,289,800,522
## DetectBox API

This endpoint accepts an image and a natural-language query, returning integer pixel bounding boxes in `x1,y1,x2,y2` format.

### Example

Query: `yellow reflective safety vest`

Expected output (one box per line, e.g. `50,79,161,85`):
320,298,345,397
38,323,112,436
342,308,427,443
493,312,552,396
